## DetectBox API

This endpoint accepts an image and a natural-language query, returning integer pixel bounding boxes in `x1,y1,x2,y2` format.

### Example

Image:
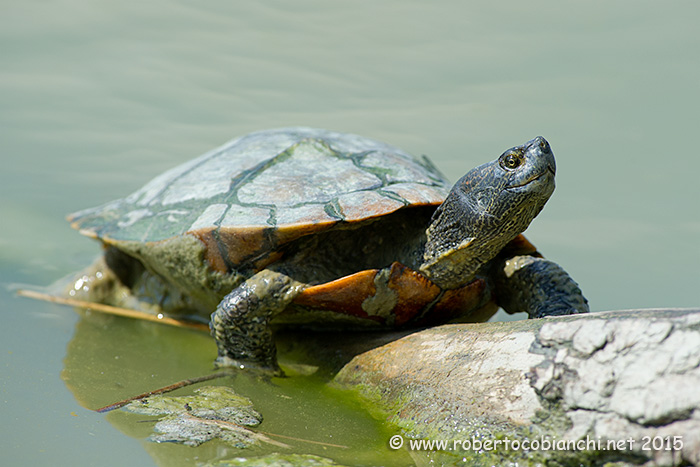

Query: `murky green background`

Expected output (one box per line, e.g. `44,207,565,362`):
2,1,699,465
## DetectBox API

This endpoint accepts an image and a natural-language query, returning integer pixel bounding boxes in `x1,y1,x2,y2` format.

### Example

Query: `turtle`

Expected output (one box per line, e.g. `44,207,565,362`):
67,127,588,373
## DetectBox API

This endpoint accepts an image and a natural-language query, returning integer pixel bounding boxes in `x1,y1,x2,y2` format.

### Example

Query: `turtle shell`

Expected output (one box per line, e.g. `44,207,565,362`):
69,128,451,273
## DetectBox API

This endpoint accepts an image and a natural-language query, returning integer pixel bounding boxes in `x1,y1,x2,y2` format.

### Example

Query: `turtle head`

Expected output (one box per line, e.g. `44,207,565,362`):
420,136,556,289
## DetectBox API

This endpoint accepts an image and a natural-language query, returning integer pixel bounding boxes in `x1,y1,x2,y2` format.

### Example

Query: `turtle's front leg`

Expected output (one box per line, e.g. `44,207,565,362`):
210,270,305,374
494,255,589,318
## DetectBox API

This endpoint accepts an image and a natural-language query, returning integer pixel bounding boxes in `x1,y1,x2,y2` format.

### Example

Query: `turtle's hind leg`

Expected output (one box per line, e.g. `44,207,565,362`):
210,270,305,374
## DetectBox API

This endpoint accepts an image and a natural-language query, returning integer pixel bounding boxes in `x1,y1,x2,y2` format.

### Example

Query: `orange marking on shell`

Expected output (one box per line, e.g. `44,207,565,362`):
426,278,489,325
191,227,272,273
217,227,268,265
294,262,449,326
275,222,337,247
190,231,228,273
293,269,379,319
385,262,441,326
294,262,493,327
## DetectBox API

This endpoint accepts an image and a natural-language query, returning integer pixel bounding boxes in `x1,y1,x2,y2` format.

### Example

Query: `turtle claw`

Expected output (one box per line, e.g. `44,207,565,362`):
531,302,590,319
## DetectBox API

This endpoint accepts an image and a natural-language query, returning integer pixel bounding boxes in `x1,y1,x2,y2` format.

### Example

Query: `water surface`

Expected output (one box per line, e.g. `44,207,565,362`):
2,1,699,465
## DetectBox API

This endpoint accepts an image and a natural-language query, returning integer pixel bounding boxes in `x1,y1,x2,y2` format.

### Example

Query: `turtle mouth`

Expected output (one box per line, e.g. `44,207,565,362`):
506,165,555,191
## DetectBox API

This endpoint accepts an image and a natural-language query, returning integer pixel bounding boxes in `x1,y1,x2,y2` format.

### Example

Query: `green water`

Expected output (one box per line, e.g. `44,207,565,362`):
2,1,699,465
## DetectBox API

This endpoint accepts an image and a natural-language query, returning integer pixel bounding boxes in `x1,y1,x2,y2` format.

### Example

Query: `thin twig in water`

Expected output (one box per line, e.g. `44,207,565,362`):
96,372,232,413
254,429,350,449
181,413,292,449
180,413,349,449
16,289,209,332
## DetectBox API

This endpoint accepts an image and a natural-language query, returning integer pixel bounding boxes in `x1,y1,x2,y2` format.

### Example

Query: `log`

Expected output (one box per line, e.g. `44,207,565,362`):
332,309,700,466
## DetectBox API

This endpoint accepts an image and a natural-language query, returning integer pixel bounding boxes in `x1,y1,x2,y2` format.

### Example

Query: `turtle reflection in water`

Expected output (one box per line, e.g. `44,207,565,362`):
68,128,588,374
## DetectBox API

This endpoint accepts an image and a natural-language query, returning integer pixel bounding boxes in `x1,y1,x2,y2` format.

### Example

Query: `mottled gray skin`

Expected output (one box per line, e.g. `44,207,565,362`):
211,136,587,373
211,271,305,370
421,137,555,289
495,255,589,318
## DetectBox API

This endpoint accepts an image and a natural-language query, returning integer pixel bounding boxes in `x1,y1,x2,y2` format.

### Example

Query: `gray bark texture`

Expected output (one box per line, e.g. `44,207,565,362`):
330,309,700,466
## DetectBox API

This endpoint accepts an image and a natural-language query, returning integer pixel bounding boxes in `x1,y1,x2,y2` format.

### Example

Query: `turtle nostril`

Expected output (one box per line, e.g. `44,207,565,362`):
536,137,551,154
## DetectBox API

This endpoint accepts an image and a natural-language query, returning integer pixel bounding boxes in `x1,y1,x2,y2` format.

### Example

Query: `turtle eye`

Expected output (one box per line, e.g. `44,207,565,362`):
500,152,524,170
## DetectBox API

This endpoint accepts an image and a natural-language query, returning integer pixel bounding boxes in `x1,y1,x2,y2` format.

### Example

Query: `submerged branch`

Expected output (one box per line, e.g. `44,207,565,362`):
255,429,350,449
96,371,233,413
16,289,210,333
180,413,291,449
